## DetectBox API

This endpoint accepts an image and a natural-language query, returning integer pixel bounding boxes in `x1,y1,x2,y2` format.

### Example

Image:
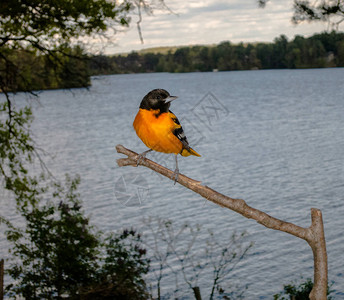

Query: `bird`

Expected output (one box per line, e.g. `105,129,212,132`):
133,89,201,183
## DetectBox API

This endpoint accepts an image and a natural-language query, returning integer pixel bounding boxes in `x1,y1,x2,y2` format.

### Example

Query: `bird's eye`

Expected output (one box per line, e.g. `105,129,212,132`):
157,95,161,100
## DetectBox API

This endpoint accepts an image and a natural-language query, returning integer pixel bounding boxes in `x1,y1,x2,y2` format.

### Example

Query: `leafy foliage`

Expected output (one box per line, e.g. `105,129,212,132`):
259,0,344,29
0,0,131,47
0,95,39,207
5,176,149,299
81,230,149,299
273,277,333,300
293,0,344,29
5,175,100,298
0,0,132,93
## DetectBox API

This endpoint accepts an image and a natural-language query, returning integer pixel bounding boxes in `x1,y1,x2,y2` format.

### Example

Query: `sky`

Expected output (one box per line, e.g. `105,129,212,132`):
95,0,331,55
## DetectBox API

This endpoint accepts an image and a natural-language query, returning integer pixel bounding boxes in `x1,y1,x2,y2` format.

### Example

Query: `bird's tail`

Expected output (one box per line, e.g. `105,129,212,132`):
181,147,201,157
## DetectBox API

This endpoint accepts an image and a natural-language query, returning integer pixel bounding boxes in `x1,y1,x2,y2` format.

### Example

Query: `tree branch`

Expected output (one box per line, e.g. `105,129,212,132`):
116,144,328,300
0,259,4,300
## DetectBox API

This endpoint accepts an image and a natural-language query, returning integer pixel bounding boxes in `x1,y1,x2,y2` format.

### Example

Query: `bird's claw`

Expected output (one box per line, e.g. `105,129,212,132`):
136,149,152,166
172,167,179,185
136,153,146,166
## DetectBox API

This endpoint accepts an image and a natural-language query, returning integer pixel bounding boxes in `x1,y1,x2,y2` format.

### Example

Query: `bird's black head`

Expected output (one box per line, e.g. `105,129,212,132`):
139,89,178,113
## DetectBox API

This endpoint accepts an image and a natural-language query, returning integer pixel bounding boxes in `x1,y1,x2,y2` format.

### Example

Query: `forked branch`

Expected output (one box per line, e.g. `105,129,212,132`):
116,144,328,300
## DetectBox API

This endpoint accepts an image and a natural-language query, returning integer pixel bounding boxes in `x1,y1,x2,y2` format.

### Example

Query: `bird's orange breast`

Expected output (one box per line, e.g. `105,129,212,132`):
133,108,183,154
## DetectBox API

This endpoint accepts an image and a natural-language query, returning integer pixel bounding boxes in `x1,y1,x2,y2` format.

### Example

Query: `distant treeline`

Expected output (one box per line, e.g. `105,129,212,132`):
90,31,344,75
2,31,343,92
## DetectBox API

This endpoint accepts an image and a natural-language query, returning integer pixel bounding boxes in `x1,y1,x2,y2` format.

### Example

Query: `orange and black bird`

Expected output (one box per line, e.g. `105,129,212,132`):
133,89,201,182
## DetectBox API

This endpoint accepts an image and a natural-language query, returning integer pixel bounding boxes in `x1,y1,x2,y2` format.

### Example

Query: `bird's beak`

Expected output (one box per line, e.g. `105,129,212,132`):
165,96,178,103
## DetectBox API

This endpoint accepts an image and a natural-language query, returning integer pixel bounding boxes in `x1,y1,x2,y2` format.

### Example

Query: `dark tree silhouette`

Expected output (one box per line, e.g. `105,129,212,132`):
258,0,344,29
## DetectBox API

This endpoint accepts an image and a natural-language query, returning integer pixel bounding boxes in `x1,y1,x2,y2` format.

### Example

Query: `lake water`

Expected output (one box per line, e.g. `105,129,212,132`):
1,69,344,299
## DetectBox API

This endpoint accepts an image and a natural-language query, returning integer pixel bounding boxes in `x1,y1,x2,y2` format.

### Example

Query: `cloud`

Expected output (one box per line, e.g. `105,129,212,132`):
99,0,328,54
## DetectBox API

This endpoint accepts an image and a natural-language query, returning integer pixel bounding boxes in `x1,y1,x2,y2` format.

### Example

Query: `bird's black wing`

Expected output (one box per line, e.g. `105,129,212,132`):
169,110,191,150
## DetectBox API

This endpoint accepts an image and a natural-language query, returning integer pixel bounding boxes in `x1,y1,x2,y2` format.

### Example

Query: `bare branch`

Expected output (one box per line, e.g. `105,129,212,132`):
116,144,328,300
135,1,145,44
132,0,177,45
0,259,4,300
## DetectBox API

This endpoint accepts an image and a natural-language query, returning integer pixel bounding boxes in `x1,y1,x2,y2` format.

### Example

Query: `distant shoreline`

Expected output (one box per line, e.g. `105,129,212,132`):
89,31,344,76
